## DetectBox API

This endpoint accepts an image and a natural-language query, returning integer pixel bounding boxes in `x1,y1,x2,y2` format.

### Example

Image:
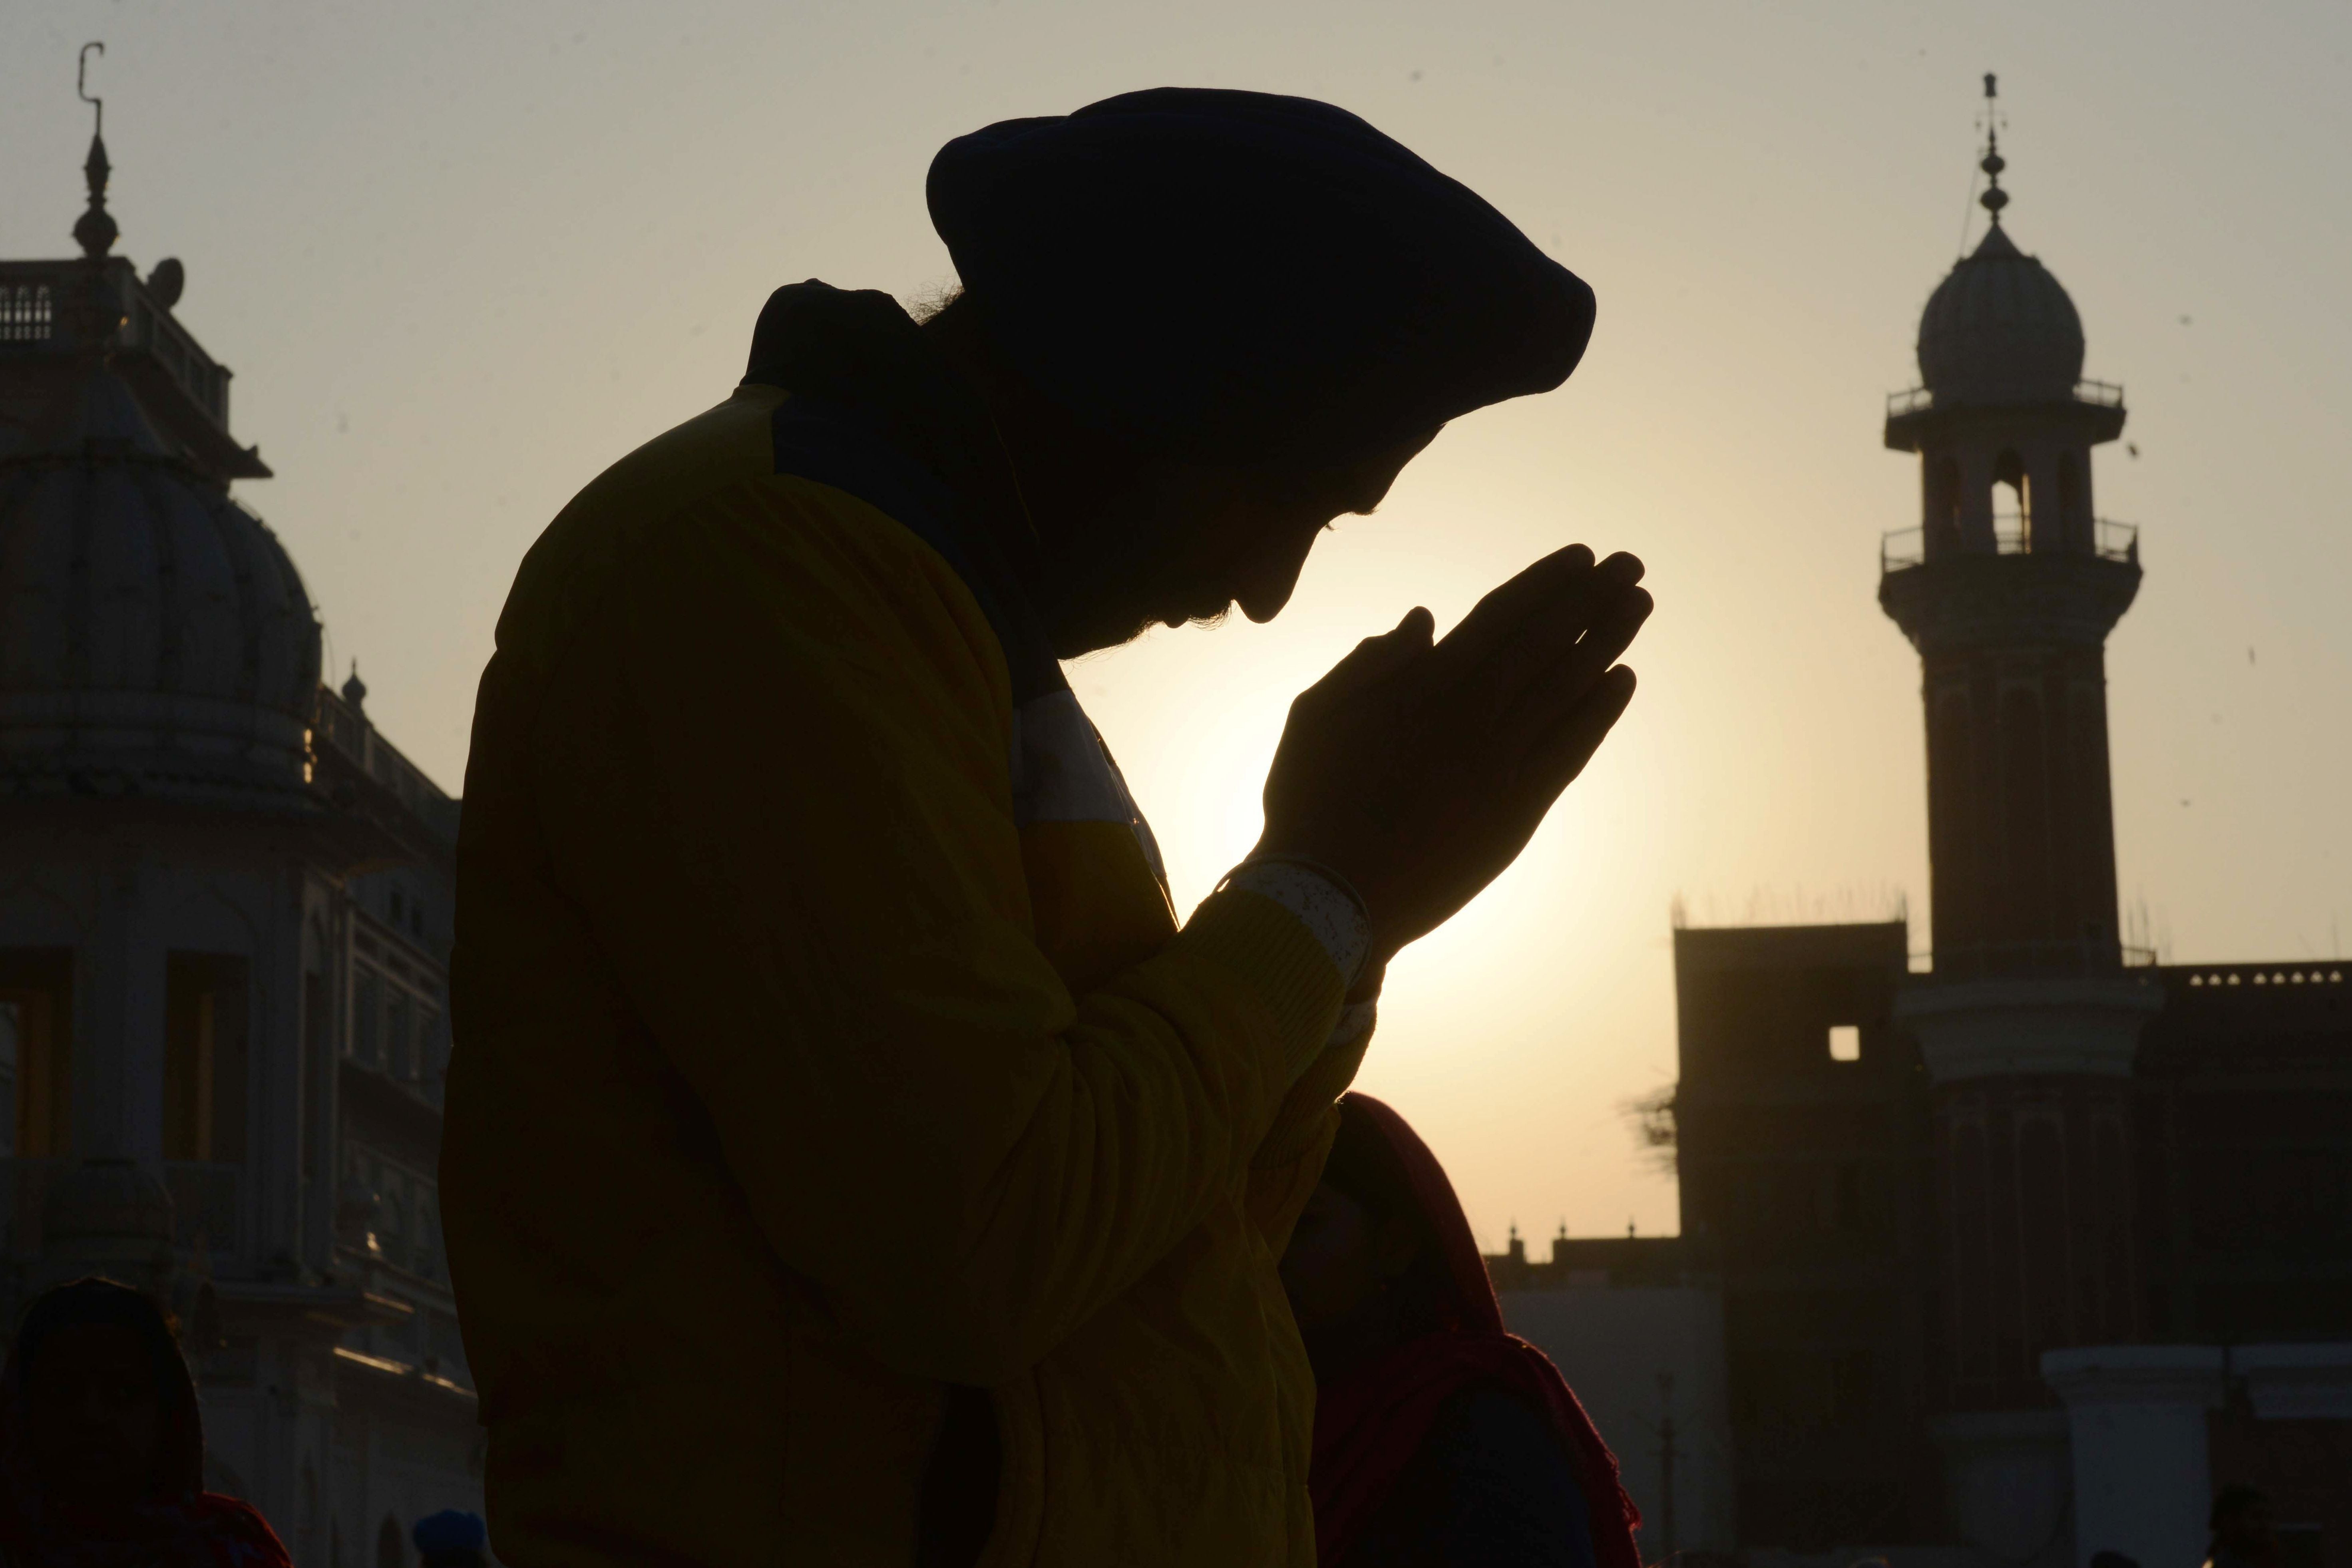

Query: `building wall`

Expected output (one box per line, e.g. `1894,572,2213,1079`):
0,746,484,1565
1501,1284,1739,1555
2135,962,2352,1343
1671,921,1946,1547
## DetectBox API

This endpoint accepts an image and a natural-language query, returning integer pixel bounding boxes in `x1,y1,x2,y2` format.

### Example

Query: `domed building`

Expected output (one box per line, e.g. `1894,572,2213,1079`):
0,110,482,1561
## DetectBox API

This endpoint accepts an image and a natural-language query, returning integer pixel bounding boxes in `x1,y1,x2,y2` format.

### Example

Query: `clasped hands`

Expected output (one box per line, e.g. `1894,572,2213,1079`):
1252,545,1651,979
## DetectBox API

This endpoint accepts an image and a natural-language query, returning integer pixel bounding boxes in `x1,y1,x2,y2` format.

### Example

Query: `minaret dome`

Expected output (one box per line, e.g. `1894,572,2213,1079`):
1916,226,2085,406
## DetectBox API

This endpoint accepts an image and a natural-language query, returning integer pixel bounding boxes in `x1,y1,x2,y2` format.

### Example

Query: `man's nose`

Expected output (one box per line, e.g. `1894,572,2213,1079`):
1232,531,1317,625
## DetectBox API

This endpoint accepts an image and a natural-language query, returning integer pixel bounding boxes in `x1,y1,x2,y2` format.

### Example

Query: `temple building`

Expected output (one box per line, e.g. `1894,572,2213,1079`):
0,100,480,1564
1495,83,2351,1568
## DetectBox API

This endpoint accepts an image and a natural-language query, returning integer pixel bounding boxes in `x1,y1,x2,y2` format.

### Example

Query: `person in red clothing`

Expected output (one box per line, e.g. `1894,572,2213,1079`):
0,1278,290,1568
1282,1094,1641,1568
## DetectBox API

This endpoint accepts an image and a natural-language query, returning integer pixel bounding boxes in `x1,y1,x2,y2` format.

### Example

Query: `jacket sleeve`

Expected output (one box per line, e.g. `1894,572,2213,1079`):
525,485,1346,1387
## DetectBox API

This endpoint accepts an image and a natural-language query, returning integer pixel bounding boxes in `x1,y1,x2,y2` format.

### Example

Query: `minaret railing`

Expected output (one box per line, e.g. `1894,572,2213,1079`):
1881,517,2136,573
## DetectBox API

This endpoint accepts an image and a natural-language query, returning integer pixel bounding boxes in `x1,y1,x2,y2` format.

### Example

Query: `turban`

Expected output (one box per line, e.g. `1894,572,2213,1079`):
412,1510,488,1555
928,88,1594,466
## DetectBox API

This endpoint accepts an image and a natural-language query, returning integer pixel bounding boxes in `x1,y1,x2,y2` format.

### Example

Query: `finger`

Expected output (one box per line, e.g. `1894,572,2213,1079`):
1496,585,1653,742
1431,545,1598,673
1518,665,1639,805
1461,555,1648,719
1301,606,1434,707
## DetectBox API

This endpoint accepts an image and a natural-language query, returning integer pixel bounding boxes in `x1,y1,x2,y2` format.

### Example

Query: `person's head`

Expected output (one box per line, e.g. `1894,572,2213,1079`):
7,1277,197,1516
412,1508,489,1568
925,292,1432,655
2211,1486,2274,1556
923,89,1595,660
1279,1100,1452,1381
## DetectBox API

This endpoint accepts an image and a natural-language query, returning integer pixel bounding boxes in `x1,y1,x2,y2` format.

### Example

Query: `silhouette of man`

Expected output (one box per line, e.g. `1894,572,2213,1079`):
442,88,1649,1568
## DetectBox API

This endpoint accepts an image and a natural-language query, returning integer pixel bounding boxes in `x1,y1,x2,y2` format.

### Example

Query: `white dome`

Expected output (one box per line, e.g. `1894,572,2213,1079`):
0,362,320,800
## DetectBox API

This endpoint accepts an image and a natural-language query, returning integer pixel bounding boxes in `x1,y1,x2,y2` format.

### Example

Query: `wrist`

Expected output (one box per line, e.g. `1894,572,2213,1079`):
1221,856,1372,989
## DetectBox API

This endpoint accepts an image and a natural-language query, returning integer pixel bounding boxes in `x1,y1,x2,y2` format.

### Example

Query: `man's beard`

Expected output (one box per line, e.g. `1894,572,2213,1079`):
1029,501,1229,660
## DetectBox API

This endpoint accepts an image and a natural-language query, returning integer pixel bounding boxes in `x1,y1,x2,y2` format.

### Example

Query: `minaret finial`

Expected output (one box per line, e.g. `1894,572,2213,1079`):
1978,71,2009,226
72,42,118,260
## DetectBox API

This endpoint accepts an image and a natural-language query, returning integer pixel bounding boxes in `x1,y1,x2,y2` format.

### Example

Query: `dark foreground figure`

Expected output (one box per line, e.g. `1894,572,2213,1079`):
0,1279,290,1568
444,88,1650,1566
1285,1095,1640,1568
414,1508,492,1568
2205,1487,2278,1568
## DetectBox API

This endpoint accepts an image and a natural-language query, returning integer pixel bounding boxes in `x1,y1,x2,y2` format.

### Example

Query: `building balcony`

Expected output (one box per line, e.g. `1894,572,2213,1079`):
1884,378,2125,419
1,1156,244,1258
1881,515,2138,574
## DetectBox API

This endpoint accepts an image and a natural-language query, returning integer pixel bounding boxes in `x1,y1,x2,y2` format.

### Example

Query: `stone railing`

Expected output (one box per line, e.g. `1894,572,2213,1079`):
311,685,460,845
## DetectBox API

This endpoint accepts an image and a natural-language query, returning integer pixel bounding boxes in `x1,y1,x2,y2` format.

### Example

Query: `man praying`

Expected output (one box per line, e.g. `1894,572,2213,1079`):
441,87,1650,1568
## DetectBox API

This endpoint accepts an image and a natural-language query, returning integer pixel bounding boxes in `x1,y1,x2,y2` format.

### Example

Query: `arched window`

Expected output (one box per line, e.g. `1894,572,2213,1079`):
1992,448,2029,552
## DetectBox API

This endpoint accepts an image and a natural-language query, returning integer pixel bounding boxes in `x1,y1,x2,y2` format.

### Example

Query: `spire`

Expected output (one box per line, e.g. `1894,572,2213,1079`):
1978,71,2009,226
72,42,118,260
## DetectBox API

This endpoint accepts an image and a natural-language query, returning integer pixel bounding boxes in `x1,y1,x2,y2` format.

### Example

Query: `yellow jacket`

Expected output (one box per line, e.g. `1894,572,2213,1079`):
443,342,1368,1566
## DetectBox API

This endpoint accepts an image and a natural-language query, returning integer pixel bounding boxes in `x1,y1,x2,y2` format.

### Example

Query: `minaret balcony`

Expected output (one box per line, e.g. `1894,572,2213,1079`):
1885,378,2124,420
1882,516,2136,574
1883,378,2127,452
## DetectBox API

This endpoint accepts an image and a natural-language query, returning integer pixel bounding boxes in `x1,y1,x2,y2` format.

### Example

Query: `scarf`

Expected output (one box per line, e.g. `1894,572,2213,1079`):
1309,1095,1642,1568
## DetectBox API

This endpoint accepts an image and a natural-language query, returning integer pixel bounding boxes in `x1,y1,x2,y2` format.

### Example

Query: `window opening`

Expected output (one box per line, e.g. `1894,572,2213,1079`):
0,950,73,1156
1828,1025,1862,1063
164,954,249,1164
1993,448,2029,551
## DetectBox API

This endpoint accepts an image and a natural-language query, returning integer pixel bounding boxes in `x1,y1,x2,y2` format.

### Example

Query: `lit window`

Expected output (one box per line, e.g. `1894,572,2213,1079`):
1829,1025,1862,1063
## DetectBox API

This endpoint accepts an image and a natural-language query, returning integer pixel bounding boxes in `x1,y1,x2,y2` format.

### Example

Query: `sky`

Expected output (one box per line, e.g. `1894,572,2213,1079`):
3,0,2346,1246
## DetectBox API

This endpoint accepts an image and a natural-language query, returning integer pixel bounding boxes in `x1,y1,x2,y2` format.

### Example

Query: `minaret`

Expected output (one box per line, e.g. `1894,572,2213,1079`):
1883,80,2161,1441
1882,74,2140,978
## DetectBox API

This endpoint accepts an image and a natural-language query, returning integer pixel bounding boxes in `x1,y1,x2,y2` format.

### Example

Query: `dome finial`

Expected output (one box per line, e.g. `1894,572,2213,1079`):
72,42,117,260
1978,71,2010,226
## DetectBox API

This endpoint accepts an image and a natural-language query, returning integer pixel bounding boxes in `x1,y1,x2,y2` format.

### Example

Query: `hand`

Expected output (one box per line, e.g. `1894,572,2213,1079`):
1252,545,1650,967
